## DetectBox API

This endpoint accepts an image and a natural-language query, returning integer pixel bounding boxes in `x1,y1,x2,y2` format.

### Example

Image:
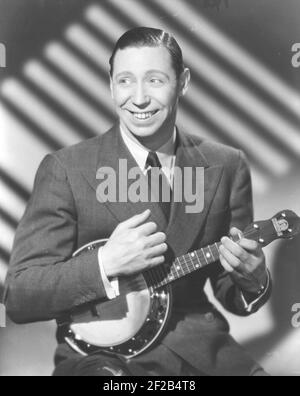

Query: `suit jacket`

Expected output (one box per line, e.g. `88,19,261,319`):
4,125,271,375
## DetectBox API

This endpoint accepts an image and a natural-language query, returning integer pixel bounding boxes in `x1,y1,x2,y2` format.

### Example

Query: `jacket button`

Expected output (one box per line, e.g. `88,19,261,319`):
205,312,215,322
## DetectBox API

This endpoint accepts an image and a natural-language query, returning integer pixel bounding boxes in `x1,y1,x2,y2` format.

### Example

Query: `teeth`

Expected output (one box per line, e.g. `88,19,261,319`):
133,111,156,120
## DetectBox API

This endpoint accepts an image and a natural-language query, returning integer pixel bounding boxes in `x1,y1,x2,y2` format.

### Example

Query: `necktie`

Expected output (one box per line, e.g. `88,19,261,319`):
145,151,171,221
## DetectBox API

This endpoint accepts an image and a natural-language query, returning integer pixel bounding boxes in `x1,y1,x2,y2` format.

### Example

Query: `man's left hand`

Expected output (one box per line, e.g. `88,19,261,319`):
219,227,268,294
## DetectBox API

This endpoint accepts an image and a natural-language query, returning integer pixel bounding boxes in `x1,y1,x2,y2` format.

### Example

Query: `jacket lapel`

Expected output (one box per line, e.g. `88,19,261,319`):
166,131,224,257
81,125,167,231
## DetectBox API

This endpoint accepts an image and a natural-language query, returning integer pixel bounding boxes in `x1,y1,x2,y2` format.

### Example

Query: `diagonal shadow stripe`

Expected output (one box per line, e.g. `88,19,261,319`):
82,4,288,177
157,0,300,122
144,0,300,154
0,245,9,264
21,70,100,140
42,56,116,125
0,99,61,152
107,0,300,160
0,208,19,230
0,168,30,202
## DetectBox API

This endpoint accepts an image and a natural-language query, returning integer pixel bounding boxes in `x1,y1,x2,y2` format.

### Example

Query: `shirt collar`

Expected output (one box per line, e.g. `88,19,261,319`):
120,125,177,171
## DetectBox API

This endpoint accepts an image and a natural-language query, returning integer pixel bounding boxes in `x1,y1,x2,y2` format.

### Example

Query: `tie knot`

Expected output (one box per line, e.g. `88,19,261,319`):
146,151,161,169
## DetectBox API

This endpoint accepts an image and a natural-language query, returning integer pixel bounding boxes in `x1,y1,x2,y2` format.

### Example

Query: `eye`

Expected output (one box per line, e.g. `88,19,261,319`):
149,77,164,85
117,77,132,85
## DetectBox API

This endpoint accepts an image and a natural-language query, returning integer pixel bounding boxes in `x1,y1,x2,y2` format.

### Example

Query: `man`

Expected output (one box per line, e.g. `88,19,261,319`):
4,27,271,376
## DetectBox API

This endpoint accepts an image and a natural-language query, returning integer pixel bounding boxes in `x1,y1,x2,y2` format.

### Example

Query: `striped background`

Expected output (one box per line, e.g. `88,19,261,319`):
0,0,300,375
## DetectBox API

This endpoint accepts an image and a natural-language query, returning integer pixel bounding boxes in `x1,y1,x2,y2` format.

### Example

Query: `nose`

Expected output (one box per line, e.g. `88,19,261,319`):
132,82,150,107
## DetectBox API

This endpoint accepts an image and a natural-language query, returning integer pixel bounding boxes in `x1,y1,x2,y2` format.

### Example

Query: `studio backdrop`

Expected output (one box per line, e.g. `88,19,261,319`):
0,0,300,375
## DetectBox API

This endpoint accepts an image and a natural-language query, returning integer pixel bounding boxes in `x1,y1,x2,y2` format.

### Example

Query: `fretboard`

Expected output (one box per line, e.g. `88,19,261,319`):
145,242,222,290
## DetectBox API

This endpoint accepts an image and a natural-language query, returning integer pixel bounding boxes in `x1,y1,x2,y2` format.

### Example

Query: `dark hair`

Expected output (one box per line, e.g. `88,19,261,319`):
109,27,185,79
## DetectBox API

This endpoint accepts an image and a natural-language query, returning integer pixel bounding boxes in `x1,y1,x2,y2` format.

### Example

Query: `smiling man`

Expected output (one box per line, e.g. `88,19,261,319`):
5,27,271,376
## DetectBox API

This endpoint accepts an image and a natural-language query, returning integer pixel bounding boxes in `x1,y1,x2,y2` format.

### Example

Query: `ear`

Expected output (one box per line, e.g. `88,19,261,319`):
179,68,191,97
109,75,114,99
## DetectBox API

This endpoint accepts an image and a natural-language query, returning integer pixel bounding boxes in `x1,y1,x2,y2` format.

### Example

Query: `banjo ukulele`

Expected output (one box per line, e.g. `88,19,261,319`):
64,210,300,358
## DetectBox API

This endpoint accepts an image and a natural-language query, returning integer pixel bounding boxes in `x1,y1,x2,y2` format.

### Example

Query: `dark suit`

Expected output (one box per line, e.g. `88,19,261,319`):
4,126,270,376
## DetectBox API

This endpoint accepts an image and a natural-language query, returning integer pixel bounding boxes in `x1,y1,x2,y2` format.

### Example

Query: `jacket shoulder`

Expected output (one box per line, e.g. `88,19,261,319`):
53,136,102,167
182,131,242,167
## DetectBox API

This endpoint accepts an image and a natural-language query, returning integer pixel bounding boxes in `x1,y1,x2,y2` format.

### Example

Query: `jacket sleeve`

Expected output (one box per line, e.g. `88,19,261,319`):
210,150,272,316
4,154,108,324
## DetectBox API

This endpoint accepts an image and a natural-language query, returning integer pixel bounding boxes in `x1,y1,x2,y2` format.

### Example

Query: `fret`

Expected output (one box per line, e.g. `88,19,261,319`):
194,251,203,269
208,245,214,261
200,248,209,266
167,270,176,282
174,257,184,279
180,255,189,276
203,246,213,264
189,252,201,271
182,254,190,276
213,243,221,259
151,240,223,291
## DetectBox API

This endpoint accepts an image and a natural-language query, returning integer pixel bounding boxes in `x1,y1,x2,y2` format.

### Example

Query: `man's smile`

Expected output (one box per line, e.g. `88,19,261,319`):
125,109,160,121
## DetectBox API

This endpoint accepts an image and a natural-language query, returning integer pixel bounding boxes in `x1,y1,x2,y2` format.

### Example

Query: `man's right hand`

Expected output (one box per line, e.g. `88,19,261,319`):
101,209,167,278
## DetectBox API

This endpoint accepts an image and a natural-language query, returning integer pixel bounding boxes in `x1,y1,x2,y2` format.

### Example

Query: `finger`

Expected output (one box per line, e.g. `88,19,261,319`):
239,238,260,253
229,227,243,240
136,221,158,236
149,255,165,267
219,254,234,273
219,244,241,269
145,232,167,248
221,237,248,261
119,210,151,230
147,243,168,258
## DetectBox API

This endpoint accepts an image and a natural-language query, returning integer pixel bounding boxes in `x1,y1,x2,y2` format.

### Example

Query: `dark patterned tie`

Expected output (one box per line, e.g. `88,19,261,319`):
145,151,171,221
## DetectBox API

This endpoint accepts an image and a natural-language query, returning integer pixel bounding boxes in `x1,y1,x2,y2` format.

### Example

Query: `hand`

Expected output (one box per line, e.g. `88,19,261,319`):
101,209,168,278
219,227,268,294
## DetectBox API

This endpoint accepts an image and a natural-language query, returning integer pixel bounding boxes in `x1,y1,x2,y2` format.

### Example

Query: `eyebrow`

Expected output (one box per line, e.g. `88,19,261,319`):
114,70,170,79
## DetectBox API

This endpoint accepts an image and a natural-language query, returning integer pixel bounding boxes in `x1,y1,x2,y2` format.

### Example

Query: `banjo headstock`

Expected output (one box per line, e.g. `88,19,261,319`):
243,210,300,247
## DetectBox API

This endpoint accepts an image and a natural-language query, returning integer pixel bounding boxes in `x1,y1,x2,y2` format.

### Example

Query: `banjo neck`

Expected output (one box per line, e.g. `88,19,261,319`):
145,209,300,291
145,242,221,291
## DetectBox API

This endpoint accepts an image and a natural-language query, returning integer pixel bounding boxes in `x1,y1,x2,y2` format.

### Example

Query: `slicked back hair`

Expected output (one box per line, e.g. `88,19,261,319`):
109,27,185,79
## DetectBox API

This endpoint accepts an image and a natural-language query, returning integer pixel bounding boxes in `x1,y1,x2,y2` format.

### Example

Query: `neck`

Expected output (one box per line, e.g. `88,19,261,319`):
145,242,223,290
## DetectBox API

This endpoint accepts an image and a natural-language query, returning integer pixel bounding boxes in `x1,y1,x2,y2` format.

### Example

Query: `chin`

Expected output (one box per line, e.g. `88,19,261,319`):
125,123,163,138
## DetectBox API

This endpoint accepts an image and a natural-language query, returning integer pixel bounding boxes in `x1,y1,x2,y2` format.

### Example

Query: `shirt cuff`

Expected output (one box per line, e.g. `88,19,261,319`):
240,270,270,313
98,246,120,299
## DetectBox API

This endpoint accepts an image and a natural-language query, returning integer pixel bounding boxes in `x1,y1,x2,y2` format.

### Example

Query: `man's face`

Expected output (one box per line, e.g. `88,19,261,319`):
110,46,189,144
